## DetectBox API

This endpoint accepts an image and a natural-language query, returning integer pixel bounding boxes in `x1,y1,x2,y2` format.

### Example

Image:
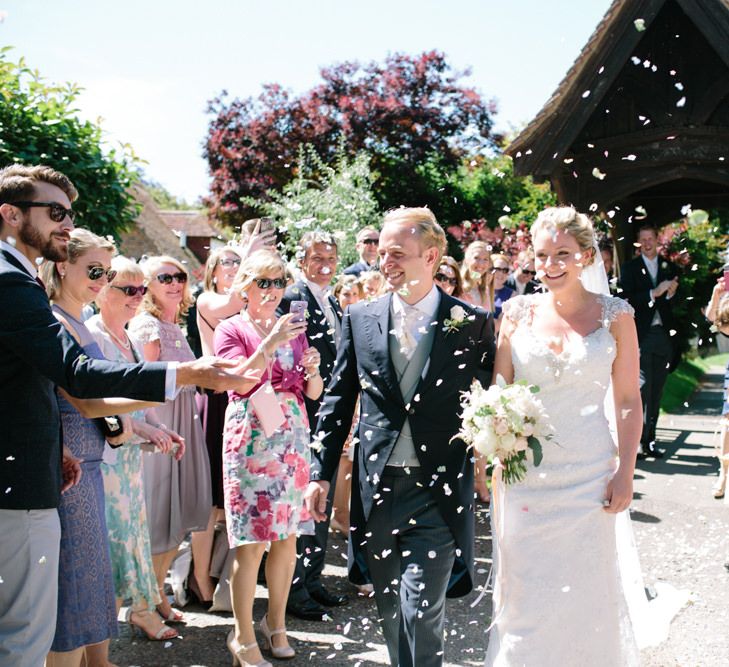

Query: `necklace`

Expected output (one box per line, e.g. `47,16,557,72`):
100,319,131,350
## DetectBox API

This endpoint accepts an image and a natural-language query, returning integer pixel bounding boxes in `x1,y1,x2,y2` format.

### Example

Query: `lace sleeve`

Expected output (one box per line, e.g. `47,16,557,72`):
501,294,533,324
128,313,161,345
602,295,635,323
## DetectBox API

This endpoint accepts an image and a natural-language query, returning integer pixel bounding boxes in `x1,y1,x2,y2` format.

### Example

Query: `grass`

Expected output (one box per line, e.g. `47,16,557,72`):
660,352,729,414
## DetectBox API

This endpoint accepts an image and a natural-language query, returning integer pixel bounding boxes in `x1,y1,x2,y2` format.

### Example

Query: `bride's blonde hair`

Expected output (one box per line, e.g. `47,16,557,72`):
530,207,596,266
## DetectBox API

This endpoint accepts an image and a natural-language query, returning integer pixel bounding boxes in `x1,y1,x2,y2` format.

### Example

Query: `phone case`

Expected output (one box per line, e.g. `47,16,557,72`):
249,381,286,437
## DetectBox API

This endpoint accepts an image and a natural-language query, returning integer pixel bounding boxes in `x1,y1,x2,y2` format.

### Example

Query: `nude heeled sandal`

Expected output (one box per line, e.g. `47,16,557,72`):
123,607,178,641
226,629,272,667
259,614,295,660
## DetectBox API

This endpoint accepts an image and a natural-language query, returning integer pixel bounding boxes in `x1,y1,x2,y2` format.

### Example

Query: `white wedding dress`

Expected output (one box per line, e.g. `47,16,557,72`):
485,293,670,666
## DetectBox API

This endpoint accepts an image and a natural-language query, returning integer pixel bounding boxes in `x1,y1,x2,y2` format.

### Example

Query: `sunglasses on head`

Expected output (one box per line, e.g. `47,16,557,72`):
492,267,510,274
218,257,241,268
111,284,148,297
87,266,117,282
156,272,188,285
435,272,458,287
521,268,537,276
254,277,287,290
361,238,379,246
11,201,76,223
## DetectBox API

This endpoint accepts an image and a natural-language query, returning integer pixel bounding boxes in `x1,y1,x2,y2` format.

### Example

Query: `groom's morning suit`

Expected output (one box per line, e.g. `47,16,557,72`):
279,279,343,608
619,253,679,447
0,244,167,666
310,287,494,666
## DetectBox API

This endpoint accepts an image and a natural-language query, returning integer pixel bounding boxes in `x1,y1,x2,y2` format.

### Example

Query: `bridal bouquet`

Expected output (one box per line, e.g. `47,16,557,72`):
456,375,553,484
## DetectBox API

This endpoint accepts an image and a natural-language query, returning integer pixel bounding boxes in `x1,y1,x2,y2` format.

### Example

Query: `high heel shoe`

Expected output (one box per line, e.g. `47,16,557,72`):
187,573,214,610
226,630,272,667
259,614,295,660
123,607,179,641
155,602,184,624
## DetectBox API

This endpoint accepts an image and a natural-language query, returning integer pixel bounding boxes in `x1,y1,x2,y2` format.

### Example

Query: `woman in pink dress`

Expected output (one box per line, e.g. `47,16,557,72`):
214,249,322,666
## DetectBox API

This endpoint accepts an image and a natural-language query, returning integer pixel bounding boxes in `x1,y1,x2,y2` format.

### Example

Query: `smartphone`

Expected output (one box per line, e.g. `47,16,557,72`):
289,300,307,324
259,217,275,234
724,265,729,291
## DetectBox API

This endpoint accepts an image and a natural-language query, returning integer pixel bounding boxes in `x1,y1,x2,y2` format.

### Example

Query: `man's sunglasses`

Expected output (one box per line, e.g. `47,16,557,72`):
218,257,241,268
11,201,76,222
156,272,188,284
111,284,148,297
254,277,287,289
87,266,117,282
435,272,458,287
492,267,510,274
521,268,537,276
360,238,379,246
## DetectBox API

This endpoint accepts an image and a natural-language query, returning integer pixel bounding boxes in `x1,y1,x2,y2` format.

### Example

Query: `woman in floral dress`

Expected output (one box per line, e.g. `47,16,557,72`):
214,249,322,666
87,256,183,641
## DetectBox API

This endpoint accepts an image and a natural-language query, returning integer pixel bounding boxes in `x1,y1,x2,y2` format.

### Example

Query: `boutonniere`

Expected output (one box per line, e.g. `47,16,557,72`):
443,305,470,333
660,261,668,271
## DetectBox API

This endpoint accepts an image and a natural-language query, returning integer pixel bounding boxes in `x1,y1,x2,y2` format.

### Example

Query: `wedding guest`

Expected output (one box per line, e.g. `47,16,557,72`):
278,231,348,620
434,256,464,299
129,256,213,623
192,245,246,605
333,273,364,309
486,206,643,665
600,240,618,293
706,278,729,499
305,207,495,666
343,227,379,276
0,164,255,667
619,224,680,458
505,248,541,295
87,256,182,642
491,253,515,321
214,249,322,665
360,269,386,300
461,240,493,310
41,230,167,666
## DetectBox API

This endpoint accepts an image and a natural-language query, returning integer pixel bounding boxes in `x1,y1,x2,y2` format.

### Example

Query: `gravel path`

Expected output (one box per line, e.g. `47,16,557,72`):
110,367,729,666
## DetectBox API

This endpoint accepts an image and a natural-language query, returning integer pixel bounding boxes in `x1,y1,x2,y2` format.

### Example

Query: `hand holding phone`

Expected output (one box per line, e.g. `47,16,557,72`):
290,300,307,324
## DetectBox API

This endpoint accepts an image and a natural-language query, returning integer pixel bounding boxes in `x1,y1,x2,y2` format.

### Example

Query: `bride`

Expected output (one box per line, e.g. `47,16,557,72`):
485,206,643,665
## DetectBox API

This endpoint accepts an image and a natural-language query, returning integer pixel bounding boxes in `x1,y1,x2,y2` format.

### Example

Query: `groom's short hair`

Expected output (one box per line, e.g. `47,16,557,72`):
382,207,446,264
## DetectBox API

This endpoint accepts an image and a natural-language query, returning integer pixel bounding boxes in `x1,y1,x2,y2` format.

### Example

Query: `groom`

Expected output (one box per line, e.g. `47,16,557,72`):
305,207,494,666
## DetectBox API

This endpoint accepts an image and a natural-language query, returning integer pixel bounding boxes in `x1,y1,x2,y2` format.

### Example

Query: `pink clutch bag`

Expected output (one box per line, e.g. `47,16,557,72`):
249,381,286,437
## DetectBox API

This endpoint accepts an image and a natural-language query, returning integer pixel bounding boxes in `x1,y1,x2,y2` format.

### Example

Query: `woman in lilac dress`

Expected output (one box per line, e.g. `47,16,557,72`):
214,249,322,666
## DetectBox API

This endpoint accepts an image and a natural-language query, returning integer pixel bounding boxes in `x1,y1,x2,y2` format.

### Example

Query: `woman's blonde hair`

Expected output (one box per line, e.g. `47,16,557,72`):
41,228,116,301
530,206,596,265
95,256,144,309
202,246,243,293
359,269,386,297
231,249,288,296
138,255,194,322
716,295,729,327
461,241,493,306
381,207,446,269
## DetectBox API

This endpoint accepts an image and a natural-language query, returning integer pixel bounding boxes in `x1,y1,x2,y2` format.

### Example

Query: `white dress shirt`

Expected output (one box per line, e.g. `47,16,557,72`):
641,254,663,326
391,284,440,364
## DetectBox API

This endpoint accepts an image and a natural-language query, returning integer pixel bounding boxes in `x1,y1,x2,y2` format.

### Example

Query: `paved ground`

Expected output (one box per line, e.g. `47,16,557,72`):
110,367,729,666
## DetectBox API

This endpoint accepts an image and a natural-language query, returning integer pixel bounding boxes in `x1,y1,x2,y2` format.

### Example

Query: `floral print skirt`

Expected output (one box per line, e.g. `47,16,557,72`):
223,392,315,547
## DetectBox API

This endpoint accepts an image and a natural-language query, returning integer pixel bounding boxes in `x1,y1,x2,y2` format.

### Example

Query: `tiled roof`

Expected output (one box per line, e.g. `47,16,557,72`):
158,210,219,238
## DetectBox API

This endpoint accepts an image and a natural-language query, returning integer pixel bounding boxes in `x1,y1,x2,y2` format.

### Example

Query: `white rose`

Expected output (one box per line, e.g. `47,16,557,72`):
450,305,466,322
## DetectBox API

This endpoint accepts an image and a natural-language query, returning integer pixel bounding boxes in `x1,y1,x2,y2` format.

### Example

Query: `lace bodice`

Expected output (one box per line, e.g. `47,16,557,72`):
128,312,195,363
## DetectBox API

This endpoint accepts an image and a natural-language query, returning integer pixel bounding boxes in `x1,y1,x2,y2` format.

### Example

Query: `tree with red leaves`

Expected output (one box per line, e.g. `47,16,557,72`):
204,51,497,225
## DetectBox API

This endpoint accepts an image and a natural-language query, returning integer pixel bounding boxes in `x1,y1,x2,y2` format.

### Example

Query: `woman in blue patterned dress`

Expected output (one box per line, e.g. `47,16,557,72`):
214,250,322,666
42,230,162,667
88,255,183,642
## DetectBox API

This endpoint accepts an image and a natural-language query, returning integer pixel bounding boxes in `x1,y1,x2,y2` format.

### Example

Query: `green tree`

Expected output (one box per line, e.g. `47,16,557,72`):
0,48,140,237
142,178,196,211
244,145,381,266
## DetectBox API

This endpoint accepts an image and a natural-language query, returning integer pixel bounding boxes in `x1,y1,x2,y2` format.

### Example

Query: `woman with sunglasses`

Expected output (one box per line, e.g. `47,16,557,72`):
461,241,494,311
434,255,464,299
491,253,515,322
87,256,184,642
214,250,322,666
41,230,164,667
128,255,212,624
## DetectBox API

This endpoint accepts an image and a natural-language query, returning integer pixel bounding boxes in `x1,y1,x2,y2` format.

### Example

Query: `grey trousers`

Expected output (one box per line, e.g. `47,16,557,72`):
365,468,455,667
0,508,61,667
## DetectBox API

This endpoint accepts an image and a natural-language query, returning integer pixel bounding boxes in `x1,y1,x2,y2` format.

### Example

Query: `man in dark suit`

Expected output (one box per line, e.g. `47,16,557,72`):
619,224,679,458
278,230,348,620
343,226,379,276
305,207,494,667
0,164,256,666
505,249,541,295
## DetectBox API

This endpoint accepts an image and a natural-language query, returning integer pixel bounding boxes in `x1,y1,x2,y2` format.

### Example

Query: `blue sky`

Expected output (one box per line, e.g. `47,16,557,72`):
0,0,613,202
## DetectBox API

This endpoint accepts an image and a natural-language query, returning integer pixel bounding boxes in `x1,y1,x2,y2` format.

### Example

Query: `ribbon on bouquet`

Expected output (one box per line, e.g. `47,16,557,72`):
470,461,506,633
